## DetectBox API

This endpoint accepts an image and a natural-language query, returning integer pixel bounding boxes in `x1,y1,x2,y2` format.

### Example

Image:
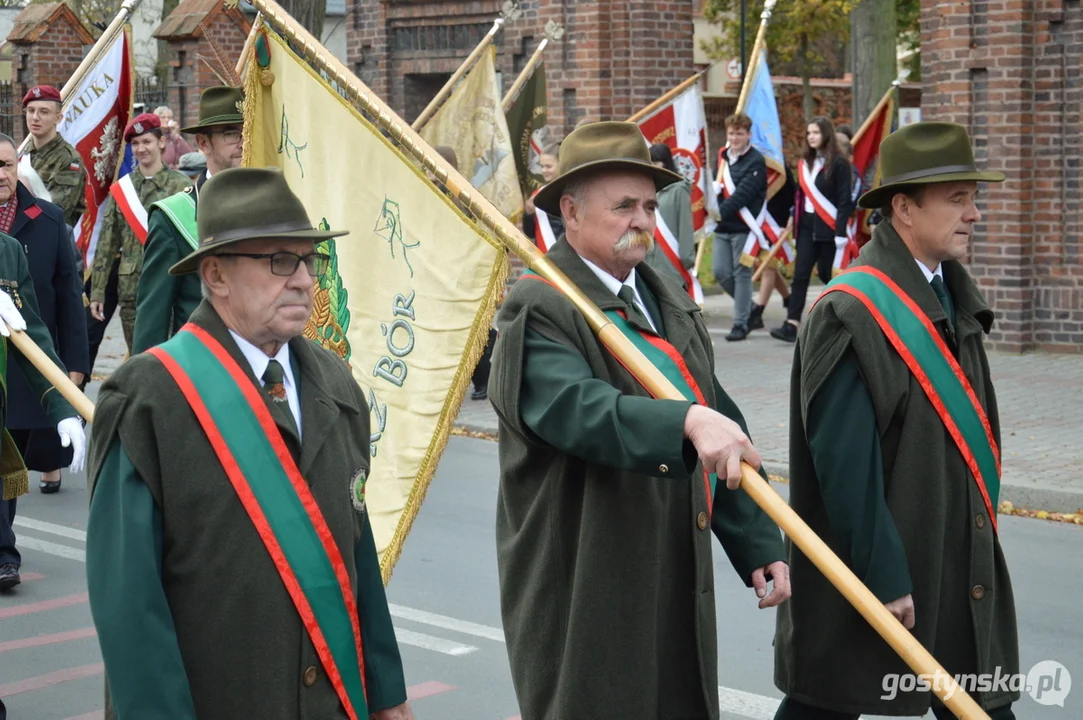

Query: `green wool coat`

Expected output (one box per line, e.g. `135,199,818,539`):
132,184,202,353
774,222,1019,716
489,239,785,720
86,301,406,719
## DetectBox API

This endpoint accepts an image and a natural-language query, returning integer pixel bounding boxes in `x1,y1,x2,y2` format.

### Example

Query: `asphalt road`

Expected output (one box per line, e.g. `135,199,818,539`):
2,431,1081,719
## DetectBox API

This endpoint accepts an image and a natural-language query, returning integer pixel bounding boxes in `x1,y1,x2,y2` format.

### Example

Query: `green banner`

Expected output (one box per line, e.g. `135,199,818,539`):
504,60,549,195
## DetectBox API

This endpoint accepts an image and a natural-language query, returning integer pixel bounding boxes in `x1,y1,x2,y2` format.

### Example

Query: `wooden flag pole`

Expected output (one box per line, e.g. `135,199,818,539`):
242,2,989,715
18,0,143,157
501,38,547,113
412,5,521,132
235,12,264,80
626,67,712,124
8,332,94,421
852,80,900,146
751,227,792,283
502,20,562,115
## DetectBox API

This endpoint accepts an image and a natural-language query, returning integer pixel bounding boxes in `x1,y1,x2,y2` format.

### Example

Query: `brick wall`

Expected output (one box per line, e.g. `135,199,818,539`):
348,0,695,135
9,16,90,143
162,14,249,130
922,0,1082,352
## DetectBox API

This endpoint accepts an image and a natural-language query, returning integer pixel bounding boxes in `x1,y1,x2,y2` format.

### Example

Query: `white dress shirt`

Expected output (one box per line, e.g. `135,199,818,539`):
914,259,944,283
579,256,659,334
229,330,302,438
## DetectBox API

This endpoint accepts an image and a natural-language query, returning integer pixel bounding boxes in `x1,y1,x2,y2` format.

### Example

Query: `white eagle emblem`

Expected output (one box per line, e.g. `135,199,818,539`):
91,118,121,184
133,122,143,134
32,88,40,98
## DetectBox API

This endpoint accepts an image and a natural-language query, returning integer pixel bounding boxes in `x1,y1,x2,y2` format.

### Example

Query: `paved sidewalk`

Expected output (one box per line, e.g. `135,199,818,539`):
455,290,1083,513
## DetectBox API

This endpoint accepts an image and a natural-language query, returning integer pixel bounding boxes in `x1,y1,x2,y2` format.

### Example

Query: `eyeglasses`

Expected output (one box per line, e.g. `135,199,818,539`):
211,129,243,145
215,251,330,277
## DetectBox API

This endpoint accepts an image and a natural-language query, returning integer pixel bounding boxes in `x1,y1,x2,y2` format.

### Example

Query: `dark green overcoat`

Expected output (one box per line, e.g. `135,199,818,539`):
489,239,785,720
774,222,1019,716
86,301,407,719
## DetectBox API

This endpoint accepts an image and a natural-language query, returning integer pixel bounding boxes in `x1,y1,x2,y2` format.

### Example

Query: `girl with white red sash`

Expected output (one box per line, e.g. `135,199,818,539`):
523,147,563,251
769,117,853,343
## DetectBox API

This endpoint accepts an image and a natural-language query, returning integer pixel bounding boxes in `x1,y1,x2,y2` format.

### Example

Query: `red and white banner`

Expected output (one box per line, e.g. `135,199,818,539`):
798,158,838,228
851,87,897,248
719,149,769,262
637,86,719,242
654,209,703,304
108,174,148,245
56,27,133,265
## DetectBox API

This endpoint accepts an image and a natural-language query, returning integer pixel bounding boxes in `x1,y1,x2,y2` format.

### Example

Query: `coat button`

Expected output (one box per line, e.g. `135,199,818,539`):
659,463,669,473
303,666,318,687
975,513,986,529
697,511,708,530
971,585,985,600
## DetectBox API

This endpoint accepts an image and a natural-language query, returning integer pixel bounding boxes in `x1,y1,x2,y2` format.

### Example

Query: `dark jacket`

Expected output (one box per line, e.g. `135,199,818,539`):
716,146,767,234
6,183,88,429
774,222,1019,715
794,154,853,242
767,166,797,228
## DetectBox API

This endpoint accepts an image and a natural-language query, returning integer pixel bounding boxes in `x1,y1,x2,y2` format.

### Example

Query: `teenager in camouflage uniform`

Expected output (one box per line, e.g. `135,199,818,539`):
89,113,190,353
23,85,86,227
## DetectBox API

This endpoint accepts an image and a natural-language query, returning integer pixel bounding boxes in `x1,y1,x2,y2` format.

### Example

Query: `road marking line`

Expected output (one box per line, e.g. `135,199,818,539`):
389,603,506,643
407,680,456,700
20,572,45,583
719,685,781,719
14,516,87,542
17,535,86,562
0,592,88,620
0,626,97,652
0,662,104,696
394,627,477,656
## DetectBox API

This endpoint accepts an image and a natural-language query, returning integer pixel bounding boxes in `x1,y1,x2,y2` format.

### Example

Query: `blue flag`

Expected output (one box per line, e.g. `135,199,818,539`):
744,50,784,170
118,144,134,177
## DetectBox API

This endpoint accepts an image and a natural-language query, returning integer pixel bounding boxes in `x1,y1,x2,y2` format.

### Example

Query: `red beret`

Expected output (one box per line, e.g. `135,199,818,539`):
22,85,61,106
124,113,161,142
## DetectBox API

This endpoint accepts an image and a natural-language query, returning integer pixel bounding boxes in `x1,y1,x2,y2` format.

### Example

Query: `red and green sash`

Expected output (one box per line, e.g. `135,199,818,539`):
816,266,1002,532
147,324,368,718
522,272,718,515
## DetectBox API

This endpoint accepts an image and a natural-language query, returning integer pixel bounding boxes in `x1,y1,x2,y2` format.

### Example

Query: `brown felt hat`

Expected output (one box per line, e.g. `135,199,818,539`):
532,121,683,216
857,121,1005,209
169,167,347,275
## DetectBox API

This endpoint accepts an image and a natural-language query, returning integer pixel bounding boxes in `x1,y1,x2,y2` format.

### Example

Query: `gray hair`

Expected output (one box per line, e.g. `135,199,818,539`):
153,106,171,115
0,133,16,153
561,176,590,215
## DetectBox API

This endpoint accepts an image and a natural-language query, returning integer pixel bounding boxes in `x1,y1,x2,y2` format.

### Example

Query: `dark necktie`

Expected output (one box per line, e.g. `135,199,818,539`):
930,275,955,328
617,284,652,331
263,359,298,437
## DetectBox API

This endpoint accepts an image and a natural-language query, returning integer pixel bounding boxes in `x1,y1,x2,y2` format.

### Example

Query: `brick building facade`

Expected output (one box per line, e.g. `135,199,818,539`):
6,3,95,143
348,0,695,131
154,0,251,129
922,0,1082,352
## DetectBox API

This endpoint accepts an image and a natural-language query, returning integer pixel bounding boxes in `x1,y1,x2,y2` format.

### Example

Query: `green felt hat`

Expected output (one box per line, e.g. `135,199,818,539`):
857,121,1005,209
169,167,347,276
532,121,683,216
180,86,245,134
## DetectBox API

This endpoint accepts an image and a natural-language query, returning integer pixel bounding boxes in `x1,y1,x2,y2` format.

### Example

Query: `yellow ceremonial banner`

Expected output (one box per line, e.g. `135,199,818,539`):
242,25,509,582
418,46,524,222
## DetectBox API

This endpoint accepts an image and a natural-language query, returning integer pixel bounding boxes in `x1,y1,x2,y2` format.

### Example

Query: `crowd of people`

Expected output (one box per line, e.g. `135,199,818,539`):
0,73,1019,720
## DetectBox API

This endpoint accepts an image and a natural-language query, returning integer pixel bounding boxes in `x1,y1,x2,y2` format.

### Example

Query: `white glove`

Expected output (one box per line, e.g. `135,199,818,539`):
0,290,26,337
712,180,723,197
834,236,849,250
57,417,86,474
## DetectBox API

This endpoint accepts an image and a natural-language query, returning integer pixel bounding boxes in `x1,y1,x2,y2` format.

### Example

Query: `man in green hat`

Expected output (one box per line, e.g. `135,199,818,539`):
772,122,1019,719
133,86,245,353
489,121,788,719
89,113,191,354
86,167,413,720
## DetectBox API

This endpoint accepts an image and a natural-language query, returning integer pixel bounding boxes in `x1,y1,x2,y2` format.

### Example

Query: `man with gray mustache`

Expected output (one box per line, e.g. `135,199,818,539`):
489,121,789,720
